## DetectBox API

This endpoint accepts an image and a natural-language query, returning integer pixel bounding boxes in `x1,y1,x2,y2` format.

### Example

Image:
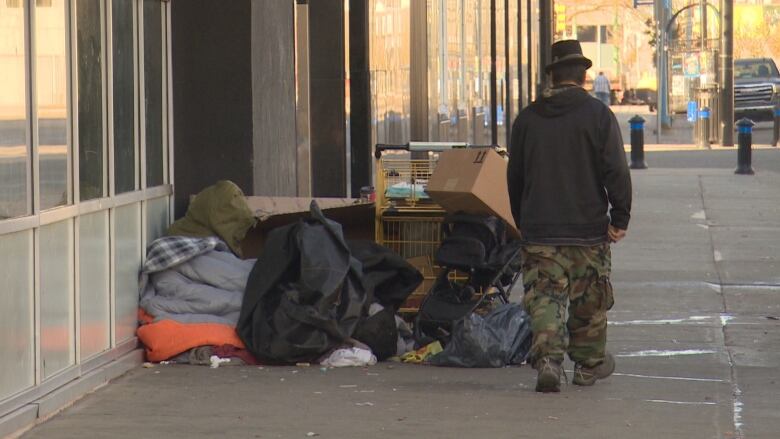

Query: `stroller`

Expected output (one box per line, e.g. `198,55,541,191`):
414,212,523,344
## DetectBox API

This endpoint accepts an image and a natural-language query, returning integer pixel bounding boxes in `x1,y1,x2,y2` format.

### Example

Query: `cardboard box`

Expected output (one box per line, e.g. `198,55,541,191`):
426,148,519,237
240,197,375,258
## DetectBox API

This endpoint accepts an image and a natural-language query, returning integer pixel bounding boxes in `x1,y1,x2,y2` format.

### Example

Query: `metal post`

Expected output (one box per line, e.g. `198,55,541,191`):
538,0,552,97
629,115,647,169
719,0,734,146
735,118,755,175
656,0,671,134
490,0,498,145
772,106,780,147
698,106,711,149
700,0,707,50
655,16,661,144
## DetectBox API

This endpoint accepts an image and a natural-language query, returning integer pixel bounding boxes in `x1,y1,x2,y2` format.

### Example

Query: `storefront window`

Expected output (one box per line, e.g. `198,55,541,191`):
369,0,410,145
0,2,30,219
144,0,164,187
37,0,69,209
76,0,105,201
113,0,135,194
577,25,597,43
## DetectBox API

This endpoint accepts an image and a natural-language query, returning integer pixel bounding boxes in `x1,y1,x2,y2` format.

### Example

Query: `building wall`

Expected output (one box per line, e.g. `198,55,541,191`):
0,0,172,415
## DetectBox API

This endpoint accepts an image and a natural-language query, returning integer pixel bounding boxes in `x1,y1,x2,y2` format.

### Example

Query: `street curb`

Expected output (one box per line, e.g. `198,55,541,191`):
624,144,779,152
0,349,144,439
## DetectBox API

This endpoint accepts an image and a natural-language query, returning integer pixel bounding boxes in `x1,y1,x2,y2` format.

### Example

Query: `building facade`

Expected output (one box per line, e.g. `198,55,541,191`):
0,0,172,425
0,0,547,430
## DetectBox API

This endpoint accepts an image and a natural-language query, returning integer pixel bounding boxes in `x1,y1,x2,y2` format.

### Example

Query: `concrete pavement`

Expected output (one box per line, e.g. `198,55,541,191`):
17,163,780,438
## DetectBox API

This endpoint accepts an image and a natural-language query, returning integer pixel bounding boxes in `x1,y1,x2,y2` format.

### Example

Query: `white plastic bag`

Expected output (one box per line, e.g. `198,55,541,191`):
320,347,377,367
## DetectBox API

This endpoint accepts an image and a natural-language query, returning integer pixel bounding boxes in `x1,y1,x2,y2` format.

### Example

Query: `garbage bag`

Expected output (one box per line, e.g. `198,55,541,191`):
237,201,367,364
347,240,423,311
428,303,532,368
352,306,399,361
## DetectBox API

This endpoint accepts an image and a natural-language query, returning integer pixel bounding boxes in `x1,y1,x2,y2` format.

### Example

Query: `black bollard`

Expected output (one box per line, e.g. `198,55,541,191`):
773,106,780,147
629,115,647,169
735,117,755,175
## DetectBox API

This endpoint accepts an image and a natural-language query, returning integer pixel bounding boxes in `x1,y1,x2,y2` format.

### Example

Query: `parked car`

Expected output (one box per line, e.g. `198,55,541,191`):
734,58,780,122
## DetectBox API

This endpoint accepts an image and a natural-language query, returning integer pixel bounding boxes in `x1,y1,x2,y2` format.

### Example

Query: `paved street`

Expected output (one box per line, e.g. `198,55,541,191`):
19,154,780,439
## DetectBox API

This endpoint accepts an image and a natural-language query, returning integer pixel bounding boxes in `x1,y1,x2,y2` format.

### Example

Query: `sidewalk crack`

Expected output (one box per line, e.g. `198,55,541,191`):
699,175,745,439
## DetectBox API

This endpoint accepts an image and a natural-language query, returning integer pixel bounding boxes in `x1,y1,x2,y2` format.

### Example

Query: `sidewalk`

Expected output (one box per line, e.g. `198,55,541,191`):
17,168,780,439
614,105,777,147
627,144,778,151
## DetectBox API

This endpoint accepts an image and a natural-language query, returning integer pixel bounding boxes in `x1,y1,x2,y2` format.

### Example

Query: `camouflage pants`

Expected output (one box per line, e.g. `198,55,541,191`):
521,244,614,368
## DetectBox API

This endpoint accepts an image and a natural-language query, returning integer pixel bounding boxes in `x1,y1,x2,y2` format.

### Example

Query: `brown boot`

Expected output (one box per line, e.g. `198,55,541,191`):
534,357,563,393
573,353,615,386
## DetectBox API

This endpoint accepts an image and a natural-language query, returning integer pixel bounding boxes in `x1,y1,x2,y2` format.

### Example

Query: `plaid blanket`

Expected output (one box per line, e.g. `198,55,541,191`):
143,236,228,274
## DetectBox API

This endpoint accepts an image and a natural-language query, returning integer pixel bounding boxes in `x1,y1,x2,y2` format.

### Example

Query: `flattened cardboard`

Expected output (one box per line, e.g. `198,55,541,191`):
426,148,519,237
240,197,375,258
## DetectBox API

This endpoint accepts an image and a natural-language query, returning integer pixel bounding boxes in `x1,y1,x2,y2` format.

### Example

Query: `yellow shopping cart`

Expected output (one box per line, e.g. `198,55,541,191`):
373,142,501,315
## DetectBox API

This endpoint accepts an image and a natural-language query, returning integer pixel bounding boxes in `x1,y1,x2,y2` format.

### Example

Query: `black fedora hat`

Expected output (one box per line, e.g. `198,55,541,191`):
545,40,593,73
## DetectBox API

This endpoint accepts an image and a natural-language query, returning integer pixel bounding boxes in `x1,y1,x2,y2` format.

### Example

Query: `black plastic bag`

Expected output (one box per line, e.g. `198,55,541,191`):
348,240,423,311
352,307,399,361
237,201,367,364
428,303,532,368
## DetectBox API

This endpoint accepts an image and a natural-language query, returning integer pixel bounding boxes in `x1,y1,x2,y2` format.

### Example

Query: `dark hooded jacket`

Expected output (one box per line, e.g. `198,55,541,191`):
507,85,631,245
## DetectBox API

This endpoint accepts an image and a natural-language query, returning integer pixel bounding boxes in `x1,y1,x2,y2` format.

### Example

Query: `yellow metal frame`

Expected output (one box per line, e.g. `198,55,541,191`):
374,151,447,314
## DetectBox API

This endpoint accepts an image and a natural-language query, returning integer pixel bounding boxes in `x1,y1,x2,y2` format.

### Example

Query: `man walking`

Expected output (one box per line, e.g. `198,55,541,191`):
594,71,611,106
507,40,632,393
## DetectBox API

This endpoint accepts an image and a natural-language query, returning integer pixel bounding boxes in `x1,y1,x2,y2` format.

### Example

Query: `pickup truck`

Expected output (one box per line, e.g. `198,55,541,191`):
734,58,780,122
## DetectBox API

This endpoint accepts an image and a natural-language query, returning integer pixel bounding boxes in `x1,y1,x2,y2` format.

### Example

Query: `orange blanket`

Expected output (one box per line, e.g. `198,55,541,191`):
137,309,245,362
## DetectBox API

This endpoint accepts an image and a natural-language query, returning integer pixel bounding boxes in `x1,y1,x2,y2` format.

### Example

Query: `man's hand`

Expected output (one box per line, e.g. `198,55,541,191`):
608,225,626,243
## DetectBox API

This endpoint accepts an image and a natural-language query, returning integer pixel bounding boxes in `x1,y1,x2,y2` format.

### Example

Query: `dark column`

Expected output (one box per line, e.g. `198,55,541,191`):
349,0,372,197
171,0,253,217
490,0,498,145
252,0,298,196
526,0,533,103
410,0,429,144
504,0,512,148
309,0,347,197
538,0,552,97
719,0,734,146
516,0,523,108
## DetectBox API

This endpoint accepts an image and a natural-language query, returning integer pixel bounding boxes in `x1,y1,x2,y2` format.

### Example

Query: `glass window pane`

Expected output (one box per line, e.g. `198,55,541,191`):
0,2,30,219
577,25,597,43
79,210,110,359
114,203,140,342
143,0,163,187
76,0,105,201
0,230,34,399
113,0,135,194
40,219,75,378
37,0,70,210
369,0,410,145
145,195,168,243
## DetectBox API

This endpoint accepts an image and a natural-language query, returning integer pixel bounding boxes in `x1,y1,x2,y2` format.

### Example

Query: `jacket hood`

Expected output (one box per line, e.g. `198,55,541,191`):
529,85,593,118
